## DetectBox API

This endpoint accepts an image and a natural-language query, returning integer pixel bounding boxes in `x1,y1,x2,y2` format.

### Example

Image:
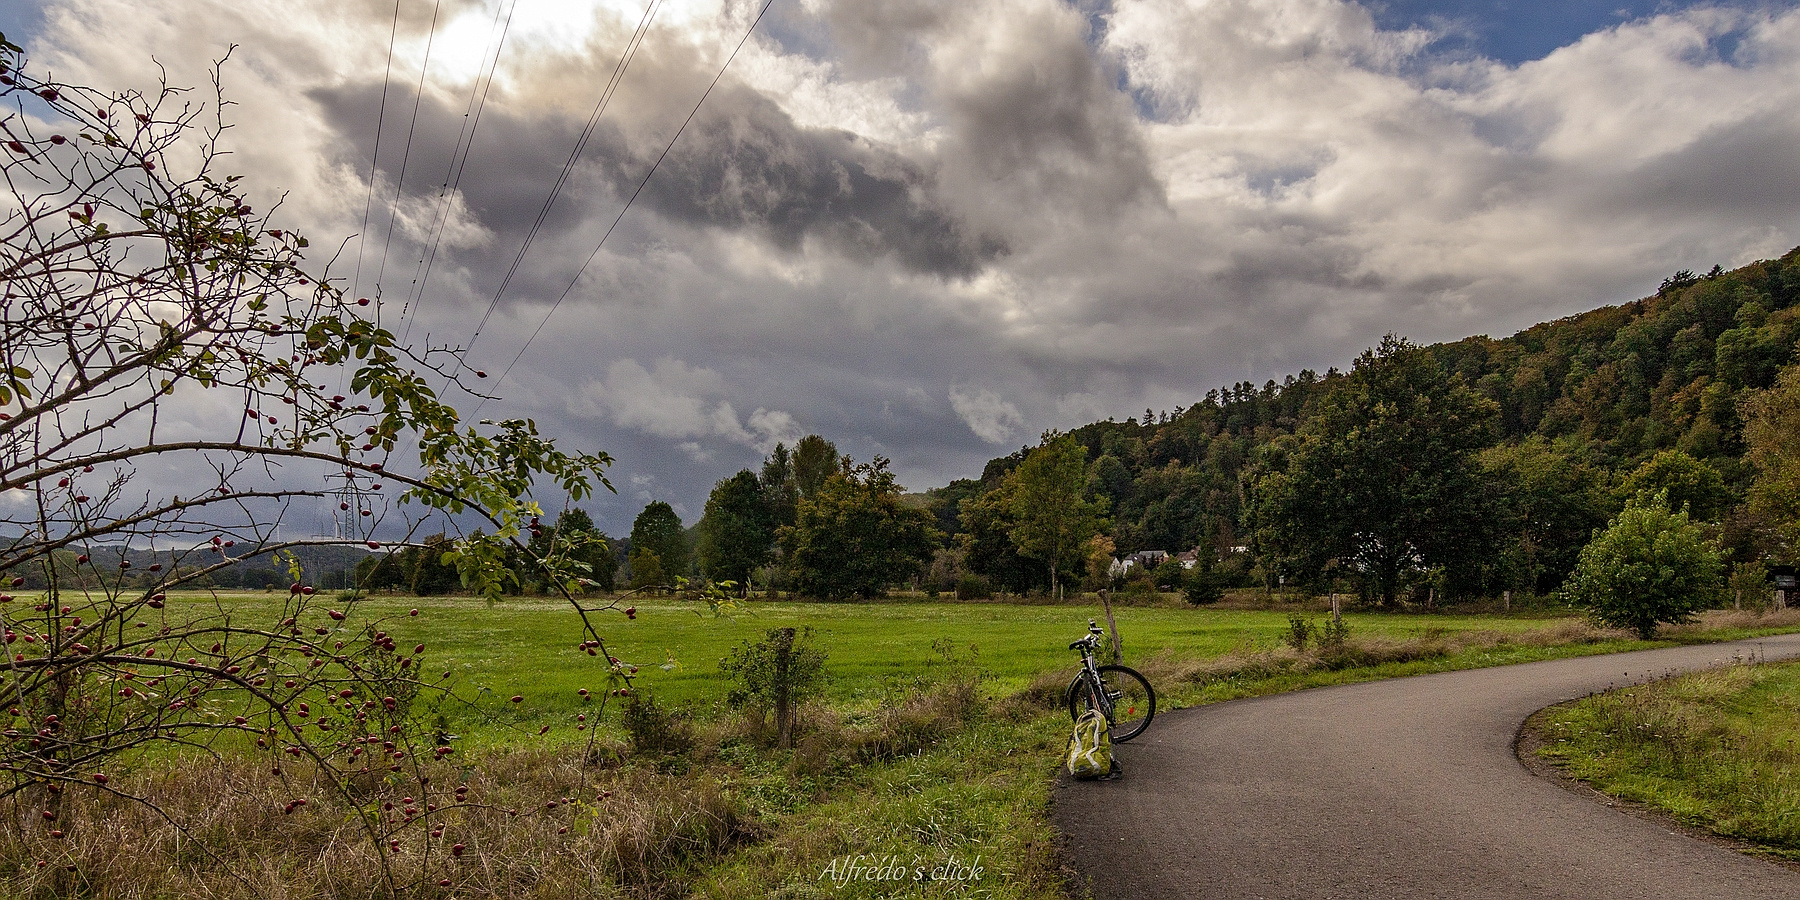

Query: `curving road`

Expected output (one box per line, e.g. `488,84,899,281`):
1054,633,1800,900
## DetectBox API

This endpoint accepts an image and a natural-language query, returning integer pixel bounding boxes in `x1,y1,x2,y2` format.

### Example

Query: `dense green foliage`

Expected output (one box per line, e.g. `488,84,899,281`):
629,501,688,589
1562,493,1725,638
1621,449,1731,522
1249,336,1500,603
780,458,939,601
1742,365,1800,551
925,247,1800,603
697,470,777,589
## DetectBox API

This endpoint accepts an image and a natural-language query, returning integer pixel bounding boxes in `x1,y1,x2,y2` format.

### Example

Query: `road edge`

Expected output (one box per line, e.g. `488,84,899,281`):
1514,691,1800,875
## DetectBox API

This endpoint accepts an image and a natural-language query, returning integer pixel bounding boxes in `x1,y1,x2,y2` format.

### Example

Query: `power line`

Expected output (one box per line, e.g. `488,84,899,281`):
450,0,666,377
398,0,520,346
371,0,446,306
351,0,405,303
477,0,781,409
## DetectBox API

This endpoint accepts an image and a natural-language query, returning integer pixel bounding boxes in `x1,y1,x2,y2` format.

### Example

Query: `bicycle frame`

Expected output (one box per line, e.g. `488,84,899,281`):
1071,624,1115,721
1066,619,1156,742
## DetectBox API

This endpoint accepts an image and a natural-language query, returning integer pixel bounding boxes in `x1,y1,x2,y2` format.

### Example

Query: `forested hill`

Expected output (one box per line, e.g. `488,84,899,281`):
926,246,1800,595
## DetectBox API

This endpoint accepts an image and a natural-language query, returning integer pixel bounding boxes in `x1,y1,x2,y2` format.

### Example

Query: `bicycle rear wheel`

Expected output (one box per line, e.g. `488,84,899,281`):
1066,665,1156,743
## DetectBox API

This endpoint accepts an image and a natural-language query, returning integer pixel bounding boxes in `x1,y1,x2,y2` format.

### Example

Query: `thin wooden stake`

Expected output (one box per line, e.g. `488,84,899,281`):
1099,589,1122,665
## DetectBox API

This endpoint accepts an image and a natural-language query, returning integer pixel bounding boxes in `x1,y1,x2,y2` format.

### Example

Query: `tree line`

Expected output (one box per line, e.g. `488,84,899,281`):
511,248,1800,611
919,249,1800,611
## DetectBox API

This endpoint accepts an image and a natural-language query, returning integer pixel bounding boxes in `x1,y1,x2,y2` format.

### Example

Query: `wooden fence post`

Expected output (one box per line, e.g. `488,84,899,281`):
1099,589,1122,665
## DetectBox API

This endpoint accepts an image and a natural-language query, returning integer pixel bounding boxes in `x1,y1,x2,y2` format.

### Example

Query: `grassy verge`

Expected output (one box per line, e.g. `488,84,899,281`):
5,596,1797,898
1529,655,1800,862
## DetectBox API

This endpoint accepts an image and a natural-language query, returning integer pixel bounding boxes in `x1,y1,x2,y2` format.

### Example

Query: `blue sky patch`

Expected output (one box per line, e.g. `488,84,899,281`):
1365,0,1781,64
0,0,45,48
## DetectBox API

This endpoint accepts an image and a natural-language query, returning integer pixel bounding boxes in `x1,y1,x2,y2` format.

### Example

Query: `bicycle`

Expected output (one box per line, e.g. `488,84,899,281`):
1066,620,1156,742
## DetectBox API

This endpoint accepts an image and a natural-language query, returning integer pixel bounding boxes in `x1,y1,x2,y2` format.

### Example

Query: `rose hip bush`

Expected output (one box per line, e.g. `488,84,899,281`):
0,34,631,892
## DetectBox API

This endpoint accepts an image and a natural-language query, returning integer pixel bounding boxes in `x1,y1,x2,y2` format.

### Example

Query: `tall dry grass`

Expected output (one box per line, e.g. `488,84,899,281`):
0,747,758,900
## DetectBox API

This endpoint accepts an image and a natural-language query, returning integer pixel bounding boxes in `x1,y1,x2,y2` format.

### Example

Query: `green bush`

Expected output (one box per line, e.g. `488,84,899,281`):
622,691,694,757
955,572,993,601
720,627,827,748
1562,491,1726,639
1284,614,1314,651
1182,565,1227,605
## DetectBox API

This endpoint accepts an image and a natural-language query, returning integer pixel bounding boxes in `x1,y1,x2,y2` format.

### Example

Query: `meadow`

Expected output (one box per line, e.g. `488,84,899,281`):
12,591,1796,899
167,590,1596,744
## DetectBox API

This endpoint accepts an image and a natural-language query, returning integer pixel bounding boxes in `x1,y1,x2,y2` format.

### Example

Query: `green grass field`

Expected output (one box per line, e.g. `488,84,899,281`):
1532,659,1800,860
16,591,1799,899
166,590,1590,745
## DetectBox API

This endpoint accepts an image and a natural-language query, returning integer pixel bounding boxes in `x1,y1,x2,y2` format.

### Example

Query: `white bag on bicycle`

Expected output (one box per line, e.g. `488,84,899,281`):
1066,709,1114,779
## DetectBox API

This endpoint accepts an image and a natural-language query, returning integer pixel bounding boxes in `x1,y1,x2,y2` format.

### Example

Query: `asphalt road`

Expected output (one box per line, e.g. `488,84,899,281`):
1053,633,1800,900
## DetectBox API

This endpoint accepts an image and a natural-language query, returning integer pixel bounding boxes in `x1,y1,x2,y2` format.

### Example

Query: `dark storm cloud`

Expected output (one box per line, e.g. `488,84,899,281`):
308,78,616,303
609,85,1005,278
1590,117,1800,221
312,77,1002,289
932,3,1165,229
943,34,1160,214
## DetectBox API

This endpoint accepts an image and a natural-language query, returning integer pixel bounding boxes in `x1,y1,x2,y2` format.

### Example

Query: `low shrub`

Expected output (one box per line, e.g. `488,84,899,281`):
954,573,992,601
624,691,695,758
720,627,827,749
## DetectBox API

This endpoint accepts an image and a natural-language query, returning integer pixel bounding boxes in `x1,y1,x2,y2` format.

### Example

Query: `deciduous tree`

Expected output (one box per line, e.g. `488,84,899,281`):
791,434,841,501
1251,336,1498,604
781,457,938,600
1479,438,1613,595
697,470,775,591
1007,434,1106,600
1563,492,1725,639
1742,362,1800,555
759,442,798,529
956,478,1042,594
1621,449,1731,522
629,501,688,588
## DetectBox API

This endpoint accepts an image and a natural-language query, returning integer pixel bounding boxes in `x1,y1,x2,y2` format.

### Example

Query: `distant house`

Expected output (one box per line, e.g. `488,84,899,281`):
1129,549,1169,568
1174,548,1200,570
1111,549,1170,578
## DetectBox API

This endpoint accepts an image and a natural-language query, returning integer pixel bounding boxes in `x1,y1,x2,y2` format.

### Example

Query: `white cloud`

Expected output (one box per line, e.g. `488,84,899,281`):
570,357,800,454
21,0,1800,533
746,407,804,449
949,385,1025,444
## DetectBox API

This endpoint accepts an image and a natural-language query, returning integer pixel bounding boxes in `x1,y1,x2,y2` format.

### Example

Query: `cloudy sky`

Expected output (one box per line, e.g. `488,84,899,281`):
5,0,1799,534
